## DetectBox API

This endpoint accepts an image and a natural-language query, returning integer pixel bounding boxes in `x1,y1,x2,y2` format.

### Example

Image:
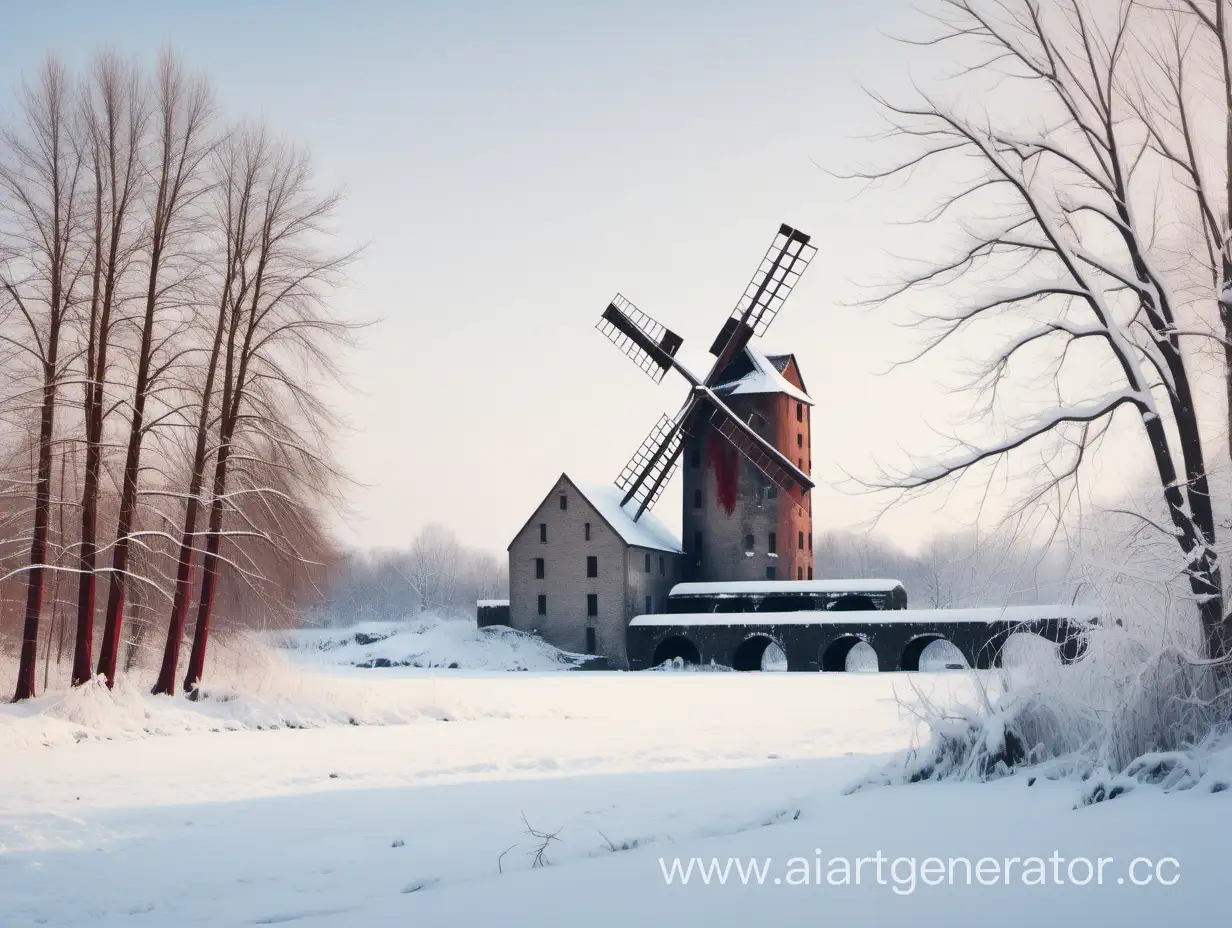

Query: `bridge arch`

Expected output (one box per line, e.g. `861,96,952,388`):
731,634,784,671
981,621,1089,669
821,634,879,672
899,634,971,672
651,635,701,668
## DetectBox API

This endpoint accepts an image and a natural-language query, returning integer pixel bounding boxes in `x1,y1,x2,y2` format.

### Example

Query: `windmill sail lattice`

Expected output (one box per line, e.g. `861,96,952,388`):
709,224,817,356
615,414,684,512
597,296,684,384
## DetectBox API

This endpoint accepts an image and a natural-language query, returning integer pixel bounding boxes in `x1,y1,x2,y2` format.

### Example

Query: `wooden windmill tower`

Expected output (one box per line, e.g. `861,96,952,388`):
596,223,818,582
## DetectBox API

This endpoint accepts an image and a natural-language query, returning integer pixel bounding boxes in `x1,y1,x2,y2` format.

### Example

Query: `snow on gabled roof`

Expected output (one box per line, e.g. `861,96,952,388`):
715,345,812,405
571,479,683,554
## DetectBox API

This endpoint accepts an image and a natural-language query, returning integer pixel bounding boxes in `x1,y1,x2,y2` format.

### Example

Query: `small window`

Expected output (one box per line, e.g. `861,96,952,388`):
797,566,804,580
560,494,568,510
587,593,598,617
585,626,596,654
797,458,803,470
645,595,652,613
808,566,814,580
659,555,665,575
586,555,597,578
537,594,547,616
768,532,777,554
808,533,812,551
693,488,703,508
765,566,776,580
584,522,591,541
535,557,545,580
539,523,547,544
798,531,804,550
796,433,803,448
745,533,755,551
644,552,651,573
796,402,803,422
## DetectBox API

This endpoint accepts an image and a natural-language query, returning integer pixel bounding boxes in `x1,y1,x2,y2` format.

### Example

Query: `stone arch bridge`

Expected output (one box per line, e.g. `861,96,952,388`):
626,605,1099,672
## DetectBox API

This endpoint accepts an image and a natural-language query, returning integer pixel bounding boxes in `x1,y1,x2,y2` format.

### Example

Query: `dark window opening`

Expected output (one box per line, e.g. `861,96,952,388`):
586,555,597,578
587,593,598,617
584,522,591,541
765,566,777,580
798,531,804,550
560,494,568,511
796,403,803,422
808,566,814,580
538,523,547,544
537,594,546,616
693,488,703,508
644,552,651,573
585,627,596,654
769,532,777,554
798,566,804,580
796,433,803,448
808,533,812,551
745,533,755,551
797,458,803,470
535,557,544,580
645,595,653,614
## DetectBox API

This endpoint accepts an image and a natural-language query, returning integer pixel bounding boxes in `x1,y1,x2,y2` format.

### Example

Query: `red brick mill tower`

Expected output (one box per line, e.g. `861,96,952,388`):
680,347,812,582
595,223,817,583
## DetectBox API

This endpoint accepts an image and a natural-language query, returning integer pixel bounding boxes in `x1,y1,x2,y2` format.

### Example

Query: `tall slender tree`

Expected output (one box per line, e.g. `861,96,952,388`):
152,125,259,695
0,58,87,701
96,51,213,686
184,135,353,693
72,53,148,686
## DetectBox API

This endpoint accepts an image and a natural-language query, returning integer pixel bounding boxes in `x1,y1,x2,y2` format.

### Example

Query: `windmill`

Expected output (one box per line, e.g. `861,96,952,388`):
596,223,818,538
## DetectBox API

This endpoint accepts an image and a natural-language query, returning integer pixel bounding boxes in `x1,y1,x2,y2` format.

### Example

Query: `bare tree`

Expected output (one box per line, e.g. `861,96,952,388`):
72,52,149,685
0,58,87,700
151,124,256,695
1143,3,1232,459
182,133,354,693
399,524,463,614
95,50,212,687
859,0,1229,660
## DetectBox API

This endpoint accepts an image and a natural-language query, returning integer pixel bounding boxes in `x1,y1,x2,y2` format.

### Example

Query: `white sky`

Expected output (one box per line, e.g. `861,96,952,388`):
1,0,1170,556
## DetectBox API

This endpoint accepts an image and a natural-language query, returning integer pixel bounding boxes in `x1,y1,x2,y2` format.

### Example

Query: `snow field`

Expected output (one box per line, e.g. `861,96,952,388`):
1,662,1226,927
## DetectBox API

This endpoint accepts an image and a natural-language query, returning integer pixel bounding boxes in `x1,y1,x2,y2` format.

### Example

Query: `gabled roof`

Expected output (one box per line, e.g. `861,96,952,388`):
507,473,683,554
572,480,683,553
713,345,812,405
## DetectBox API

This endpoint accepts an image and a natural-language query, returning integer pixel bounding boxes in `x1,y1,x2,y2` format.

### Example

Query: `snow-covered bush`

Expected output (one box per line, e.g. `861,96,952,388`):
855,621,1231,792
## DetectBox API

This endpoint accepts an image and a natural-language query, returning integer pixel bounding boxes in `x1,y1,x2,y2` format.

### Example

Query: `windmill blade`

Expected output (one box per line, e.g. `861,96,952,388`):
709,224,817,357
615,411,690,516
597,295,686,384
702,390,813,511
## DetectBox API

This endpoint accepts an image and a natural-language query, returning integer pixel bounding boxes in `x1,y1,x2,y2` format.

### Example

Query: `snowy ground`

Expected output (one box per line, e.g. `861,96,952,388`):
0,665,1224,927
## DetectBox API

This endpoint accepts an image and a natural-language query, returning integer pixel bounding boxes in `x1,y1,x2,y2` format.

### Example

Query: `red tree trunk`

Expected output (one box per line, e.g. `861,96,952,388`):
14,347,60,702
184,445,230,694
95,245,160,686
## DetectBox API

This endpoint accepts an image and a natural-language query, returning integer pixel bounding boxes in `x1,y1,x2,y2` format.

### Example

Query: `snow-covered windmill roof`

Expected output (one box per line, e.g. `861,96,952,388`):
572,480,683,554
714,346,812,405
